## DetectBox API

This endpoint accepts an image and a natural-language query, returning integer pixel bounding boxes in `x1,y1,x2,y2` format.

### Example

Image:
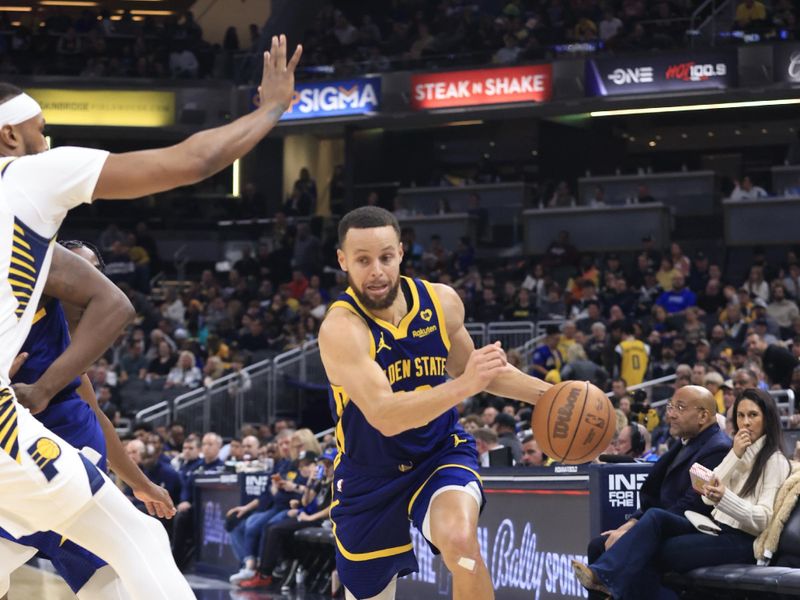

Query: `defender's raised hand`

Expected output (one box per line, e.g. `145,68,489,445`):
258,34,303,113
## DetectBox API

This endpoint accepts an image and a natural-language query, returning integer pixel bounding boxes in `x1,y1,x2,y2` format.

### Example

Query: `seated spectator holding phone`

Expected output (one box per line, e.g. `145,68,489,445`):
573,388,790,599
228,429,307,584
238,447,337,589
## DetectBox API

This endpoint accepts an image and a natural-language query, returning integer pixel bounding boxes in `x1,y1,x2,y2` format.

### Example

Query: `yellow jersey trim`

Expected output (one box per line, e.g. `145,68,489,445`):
329,499,414,561
327,301,376,360
407,464,482,517
331,385,348,456
8,279,33,292
12,235,30,251
421,280,451,352
8,267,35,283
0,392,21,464
10,256,35,273
344,276,420,339
0,159,15,177
12,246,35,263
31,307,47,326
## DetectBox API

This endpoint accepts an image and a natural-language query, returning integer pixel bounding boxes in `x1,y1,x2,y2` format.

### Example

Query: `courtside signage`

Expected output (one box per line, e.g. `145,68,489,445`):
264,76,381,120
410,64,552,110
774,43,800,83
27,89,175,127
586,52,736,96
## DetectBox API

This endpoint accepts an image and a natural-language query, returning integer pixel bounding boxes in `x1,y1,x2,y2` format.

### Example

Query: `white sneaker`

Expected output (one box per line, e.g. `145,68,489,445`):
229,568,256,584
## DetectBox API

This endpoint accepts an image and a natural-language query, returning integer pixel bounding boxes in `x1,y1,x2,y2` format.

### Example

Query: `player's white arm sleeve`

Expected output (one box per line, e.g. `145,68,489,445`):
3,147,109,235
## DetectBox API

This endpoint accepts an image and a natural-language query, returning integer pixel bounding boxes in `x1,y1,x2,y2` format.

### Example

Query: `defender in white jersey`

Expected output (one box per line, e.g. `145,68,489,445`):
0,35,301,600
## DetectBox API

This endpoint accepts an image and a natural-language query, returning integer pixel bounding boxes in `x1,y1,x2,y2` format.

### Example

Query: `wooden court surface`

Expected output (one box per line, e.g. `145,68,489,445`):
8,564,328,599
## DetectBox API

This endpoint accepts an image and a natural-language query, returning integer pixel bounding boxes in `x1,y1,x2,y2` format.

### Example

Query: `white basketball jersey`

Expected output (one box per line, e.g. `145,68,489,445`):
0,147,108,387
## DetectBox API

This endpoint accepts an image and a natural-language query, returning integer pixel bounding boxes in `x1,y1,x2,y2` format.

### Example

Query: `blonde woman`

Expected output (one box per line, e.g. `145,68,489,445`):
290,428,322,460
165,351,202,389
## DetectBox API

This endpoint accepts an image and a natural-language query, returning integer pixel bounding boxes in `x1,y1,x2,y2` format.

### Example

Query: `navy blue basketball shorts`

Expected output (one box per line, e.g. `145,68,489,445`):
330,434,485,598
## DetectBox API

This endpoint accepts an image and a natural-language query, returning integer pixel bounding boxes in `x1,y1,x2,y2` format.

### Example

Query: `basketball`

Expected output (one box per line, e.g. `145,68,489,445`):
532,381,615,464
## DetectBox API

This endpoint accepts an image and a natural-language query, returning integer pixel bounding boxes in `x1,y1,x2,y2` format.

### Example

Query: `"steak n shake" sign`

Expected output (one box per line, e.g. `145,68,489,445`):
410,64,552,110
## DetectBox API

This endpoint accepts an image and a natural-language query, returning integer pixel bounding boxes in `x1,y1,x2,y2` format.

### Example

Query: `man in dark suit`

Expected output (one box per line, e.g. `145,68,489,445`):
585,385,731,599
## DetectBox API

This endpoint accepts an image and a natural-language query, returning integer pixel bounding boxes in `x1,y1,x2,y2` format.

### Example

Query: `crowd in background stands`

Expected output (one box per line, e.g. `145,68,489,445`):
87,214,344,420
300,0,697,74
1,1,796,80
90,208,800,441
120,421,340,591
0,10,237,79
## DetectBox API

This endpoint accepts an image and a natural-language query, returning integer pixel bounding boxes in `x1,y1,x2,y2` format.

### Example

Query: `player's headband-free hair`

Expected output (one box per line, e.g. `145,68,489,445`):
0,93,42,127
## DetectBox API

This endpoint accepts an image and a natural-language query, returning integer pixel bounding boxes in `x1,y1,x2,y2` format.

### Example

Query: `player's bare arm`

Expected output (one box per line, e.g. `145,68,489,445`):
435,283,551,405
76,375,176,520
12,244,135,412
93,35,302,200
319,307,506,437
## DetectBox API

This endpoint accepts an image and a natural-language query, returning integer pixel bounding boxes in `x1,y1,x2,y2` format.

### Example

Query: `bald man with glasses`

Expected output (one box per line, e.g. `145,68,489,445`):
584,386,731,600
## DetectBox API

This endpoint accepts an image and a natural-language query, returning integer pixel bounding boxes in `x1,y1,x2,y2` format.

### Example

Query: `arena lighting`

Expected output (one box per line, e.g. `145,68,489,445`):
0,7,32,11
39,1,100,6
130,9,174,15
443,120,484,127
231,159,241,197
589,98,800,117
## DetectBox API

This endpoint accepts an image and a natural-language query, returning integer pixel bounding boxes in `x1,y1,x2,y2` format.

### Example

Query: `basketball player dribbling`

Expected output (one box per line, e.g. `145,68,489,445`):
319,206,554,600
0,34,300,600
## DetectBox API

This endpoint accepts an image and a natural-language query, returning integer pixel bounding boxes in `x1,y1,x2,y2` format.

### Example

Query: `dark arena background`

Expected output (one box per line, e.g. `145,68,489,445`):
4,0,800,598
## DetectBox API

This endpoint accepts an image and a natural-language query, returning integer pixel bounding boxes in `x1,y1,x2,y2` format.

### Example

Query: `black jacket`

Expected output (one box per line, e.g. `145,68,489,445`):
631,423,731,520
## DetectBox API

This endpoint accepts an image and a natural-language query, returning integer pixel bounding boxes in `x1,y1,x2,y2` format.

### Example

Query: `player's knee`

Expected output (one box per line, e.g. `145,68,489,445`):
437,527,478,564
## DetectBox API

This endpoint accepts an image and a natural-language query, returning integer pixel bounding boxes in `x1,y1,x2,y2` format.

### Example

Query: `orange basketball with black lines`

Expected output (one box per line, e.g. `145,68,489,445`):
531,381,614,464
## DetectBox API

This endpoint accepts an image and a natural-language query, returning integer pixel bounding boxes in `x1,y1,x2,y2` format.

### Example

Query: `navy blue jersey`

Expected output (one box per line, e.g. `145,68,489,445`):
14,299,81,405
0,299,108,594
327,277,460,470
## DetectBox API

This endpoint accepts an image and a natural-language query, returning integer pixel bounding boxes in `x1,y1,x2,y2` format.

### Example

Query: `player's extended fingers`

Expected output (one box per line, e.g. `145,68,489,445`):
276,34,287,70
287,44,303,72
162,501,175,519
482,344,507,364
493,342,508,364
481,356,506,371
477,343,503,355
269,35,281,72
261,51,270,79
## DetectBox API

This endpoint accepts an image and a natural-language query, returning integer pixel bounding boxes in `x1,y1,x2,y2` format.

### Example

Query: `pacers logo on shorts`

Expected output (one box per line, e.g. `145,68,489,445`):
27,437,61,481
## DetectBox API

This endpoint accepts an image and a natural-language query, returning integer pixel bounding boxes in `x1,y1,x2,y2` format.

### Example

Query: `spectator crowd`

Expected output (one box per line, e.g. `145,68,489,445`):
2,1,796,81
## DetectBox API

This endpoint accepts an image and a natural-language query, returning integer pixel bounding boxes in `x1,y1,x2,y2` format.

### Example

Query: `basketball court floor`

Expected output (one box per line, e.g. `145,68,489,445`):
10,564,330,600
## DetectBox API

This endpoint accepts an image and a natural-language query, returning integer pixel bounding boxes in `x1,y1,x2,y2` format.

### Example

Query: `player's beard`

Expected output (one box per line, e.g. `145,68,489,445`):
348,273,401,311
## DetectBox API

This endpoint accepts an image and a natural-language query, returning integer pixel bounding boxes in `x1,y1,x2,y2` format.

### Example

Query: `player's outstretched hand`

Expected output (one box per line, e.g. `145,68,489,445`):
134,482,177,520
461,341,508,396
12,382,50,415
258,34,303,113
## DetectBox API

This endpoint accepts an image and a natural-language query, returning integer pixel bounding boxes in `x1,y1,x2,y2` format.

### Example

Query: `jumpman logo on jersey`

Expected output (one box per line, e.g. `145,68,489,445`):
377,331,392,353
452,433,468,448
